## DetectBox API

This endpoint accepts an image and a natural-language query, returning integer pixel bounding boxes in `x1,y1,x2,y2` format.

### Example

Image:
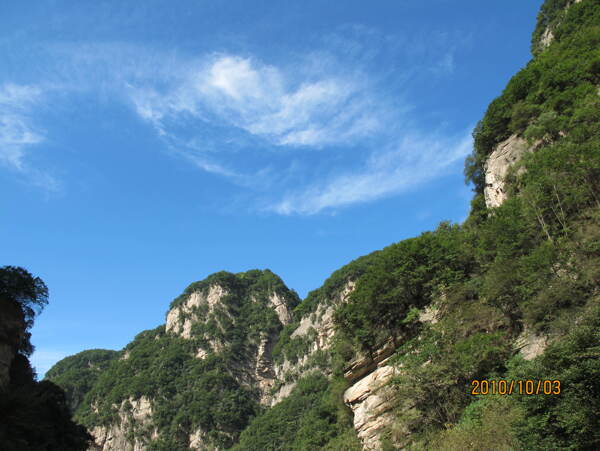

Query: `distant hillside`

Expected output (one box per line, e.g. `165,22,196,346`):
45,349,120,414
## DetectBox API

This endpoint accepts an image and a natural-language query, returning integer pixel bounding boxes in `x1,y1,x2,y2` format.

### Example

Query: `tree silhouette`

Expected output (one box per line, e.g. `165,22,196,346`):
0,266,48,356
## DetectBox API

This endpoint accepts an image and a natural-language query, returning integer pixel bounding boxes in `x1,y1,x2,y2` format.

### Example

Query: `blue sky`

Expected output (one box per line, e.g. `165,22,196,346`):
1,0,543,377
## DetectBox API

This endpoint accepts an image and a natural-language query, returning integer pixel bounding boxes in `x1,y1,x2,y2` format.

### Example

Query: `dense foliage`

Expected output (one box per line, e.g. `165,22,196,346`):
334,222,473,353
531,0,571,54
45,349,120,413
76,326,259,449
294,251,381,319
232,374,361,451
379,1,600,447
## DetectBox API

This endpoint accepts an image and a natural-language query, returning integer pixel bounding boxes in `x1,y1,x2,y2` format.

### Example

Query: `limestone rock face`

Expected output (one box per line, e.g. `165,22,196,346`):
90,397,157,451
515,327,549,360
166,284,228,339
83,271,301,450
537,0,583,50
344,365,397,450
164,281,298,406
255,334,277,404
539,27,555,49
340,304,443,450
343,339,396,385
269,292,293,325
188,428,222,450
188,428,219,450
484,134,531,208
270,280,355,405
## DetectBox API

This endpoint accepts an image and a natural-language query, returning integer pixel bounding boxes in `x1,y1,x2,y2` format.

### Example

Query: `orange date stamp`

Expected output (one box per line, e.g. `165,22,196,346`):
470,379,561,396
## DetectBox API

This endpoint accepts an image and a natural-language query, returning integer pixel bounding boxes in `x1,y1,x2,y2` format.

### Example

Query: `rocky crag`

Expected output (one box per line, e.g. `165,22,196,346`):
60,270,301,450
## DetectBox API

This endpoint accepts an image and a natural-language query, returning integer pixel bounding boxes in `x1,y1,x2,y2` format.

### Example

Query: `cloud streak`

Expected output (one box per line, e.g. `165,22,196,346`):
129,54,385,149
272,132,472,215
0,83,44,170
2,26,467,212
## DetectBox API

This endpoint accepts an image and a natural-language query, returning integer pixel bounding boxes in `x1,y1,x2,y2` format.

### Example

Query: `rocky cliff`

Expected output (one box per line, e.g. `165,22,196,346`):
483,134,532,208
270,280,354,405
89,397,157,451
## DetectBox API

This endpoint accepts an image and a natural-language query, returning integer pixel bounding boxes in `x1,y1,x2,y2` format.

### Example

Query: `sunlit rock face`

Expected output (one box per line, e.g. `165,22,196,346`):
484,134,531,208
515,327,549,361
90,397,157,451
536,0,583,51
341,303,440,450
270,280,355,406
269,292,293,325
164,282,296,405
345,367,397,450
166,284,229,339
343,349,397,450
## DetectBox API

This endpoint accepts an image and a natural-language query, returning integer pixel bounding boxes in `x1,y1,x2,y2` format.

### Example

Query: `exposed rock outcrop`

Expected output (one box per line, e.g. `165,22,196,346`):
269,292,293,325
484,134,531,208
90,397,157,451
166,284,228,339
341,305,441,450
255,333,278,404
270,281,355,405
188,428,220,451
342,338,400,450
515,327,549,360
344,365,398,450
537,0,584,51
87,272,300,450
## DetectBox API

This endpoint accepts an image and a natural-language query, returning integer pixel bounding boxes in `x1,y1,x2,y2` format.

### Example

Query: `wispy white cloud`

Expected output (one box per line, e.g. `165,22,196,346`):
0,83,44,170
128,54,386,149
0,83,61,191
2,25,465,210
0,83,60,190
272,132,472,215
